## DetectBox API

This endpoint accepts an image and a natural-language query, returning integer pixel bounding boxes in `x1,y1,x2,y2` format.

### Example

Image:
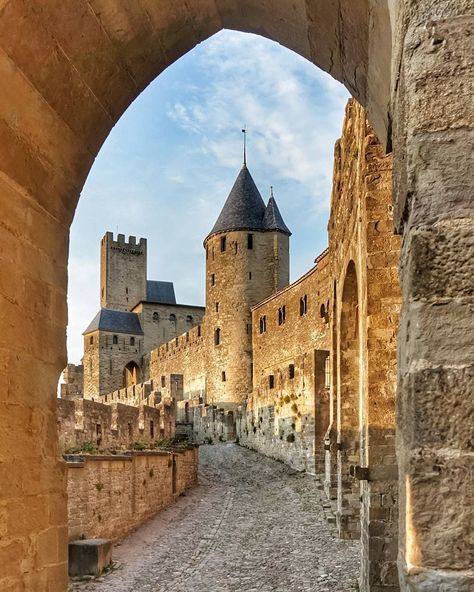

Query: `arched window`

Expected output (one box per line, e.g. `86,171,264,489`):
123,361,140,388
89,335,94,345
259,316,267,334
130,337,135,346
214,328,221,346
169,313,176,323
186,314,193,323
113,335,118,345
152,311,160,322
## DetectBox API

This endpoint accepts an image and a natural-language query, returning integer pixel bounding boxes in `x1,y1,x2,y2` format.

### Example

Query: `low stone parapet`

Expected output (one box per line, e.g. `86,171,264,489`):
66,447,198,542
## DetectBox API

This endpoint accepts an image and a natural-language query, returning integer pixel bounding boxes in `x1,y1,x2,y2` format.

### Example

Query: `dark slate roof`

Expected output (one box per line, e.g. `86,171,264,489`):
83,309,144,335
146,280,176,304
263,194,292,236
206,165,267,240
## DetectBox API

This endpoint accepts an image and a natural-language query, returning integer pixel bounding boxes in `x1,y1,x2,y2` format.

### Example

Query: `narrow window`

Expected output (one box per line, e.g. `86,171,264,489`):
89,335,94,345
234,242,238,254
249,272,252,280
246,323,251,334
126,287,129,294
259,315,267,334
247,234,254,249
278,306,286,326
211,273,216,286
222,371,226,382
186,332,189,342
169,313,176,323
269,375,275,389
214,328,221,346
300,295,308,316
109,359,112,375
150,420,154,439
197,325,202,337
130,337,135,346
113,335,118,345
289,364,295,379
220,236,227,252
128,423,133,439
96,423,102,446
161,375,166,388
325,356,331,389
215,302,219,313
153,311,159,321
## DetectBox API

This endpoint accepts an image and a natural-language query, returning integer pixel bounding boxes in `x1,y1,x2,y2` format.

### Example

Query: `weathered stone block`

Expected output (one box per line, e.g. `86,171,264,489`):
68,539,112,577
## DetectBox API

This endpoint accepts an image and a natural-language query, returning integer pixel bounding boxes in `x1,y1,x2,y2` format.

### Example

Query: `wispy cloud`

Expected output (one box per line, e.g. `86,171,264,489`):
67,30,348,364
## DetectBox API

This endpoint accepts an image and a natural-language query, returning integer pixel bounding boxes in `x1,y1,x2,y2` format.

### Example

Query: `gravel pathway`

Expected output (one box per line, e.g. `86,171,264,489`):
70,443,359,592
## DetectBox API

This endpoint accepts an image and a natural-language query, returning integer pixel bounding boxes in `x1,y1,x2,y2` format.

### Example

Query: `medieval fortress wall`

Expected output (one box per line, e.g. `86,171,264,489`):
58,98,401,589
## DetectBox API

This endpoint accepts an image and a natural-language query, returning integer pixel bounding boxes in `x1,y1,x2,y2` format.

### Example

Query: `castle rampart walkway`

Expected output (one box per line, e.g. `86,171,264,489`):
71,444,359,592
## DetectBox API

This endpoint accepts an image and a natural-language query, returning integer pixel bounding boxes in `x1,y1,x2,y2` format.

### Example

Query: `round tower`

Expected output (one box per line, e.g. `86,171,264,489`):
204,164,291,408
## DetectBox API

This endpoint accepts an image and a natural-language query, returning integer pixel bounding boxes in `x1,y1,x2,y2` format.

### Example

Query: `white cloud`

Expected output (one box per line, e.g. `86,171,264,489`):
67,30,348,364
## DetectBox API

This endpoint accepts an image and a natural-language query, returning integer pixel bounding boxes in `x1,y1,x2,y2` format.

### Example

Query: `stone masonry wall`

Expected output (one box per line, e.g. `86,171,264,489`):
237,255,331,473
57,398,175,454
60,363,84,399
326,99,401,590
150,324,207,401
66,447,198,541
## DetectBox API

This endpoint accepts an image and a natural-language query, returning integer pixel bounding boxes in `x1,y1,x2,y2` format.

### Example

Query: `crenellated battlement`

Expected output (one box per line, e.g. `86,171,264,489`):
103,231,147,251
101,231,148,310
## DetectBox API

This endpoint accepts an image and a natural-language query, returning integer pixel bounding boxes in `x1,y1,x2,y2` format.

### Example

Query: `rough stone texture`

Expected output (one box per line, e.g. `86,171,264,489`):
66,447,198,542
57,397,175,454
61,364,84,400
322,100,401,590
70,444,359,592
0,1,472,590
68,539,112,577
237,254,331,473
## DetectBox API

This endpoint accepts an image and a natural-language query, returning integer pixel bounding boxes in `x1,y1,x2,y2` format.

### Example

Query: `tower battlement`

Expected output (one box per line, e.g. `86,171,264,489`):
103,231,147,252
101,231,147,311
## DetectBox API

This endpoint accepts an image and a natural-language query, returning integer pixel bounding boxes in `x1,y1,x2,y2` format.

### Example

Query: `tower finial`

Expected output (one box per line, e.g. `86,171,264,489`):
242,126,247,165
270,185,274,198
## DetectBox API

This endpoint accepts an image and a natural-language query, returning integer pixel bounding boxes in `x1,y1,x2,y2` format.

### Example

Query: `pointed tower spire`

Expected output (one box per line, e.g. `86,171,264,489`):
205,164,267,242
263,188,292,236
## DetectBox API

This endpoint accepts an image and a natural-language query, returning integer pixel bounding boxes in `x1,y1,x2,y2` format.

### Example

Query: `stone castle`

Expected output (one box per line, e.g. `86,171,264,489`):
64,158,293,409
60,100,402,586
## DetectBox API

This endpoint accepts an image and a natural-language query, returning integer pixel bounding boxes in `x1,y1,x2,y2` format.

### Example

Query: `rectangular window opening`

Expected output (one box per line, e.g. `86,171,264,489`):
247,234,254,249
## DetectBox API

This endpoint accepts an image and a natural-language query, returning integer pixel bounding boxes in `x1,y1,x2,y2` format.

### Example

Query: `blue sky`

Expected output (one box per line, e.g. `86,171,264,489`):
67,30,349,363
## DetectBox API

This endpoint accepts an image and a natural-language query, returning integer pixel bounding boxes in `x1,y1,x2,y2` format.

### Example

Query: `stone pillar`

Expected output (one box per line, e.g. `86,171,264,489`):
0,183,69,589
393,3,474,590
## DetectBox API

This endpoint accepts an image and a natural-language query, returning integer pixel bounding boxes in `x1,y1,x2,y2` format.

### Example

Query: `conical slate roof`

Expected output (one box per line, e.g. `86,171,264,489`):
263,192,292,236
206,165,291,241
206,165,267,240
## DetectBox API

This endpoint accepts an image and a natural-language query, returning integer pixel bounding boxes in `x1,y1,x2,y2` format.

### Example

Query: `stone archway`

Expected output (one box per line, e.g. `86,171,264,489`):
123,361,141,388
0,2,472,591
337,261,361,540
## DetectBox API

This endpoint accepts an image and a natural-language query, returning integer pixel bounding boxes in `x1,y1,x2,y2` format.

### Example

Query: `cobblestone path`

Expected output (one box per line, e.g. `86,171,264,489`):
71,444,359,592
